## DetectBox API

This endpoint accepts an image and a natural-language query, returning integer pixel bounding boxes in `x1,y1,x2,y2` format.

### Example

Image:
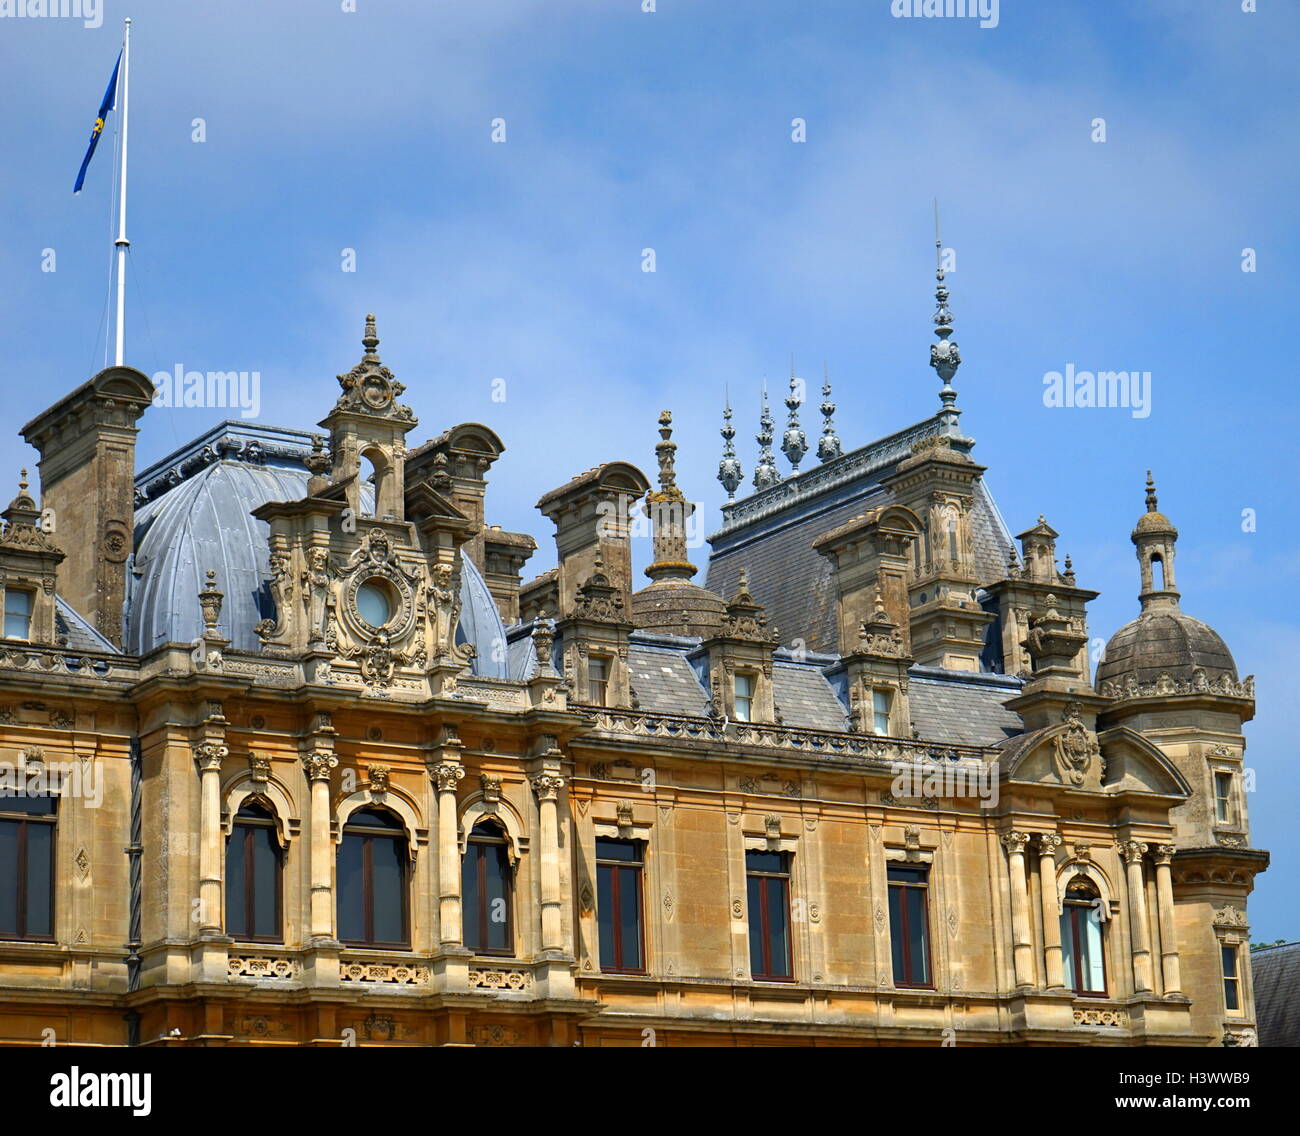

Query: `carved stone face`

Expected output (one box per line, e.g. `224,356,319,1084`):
369,532,390,562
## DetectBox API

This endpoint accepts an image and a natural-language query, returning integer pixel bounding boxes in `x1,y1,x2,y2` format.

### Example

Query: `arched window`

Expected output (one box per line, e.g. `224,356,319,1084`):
337,807,409,948
1151,553,1165,591
0,790,56,941
225,800,282,942
946,512,959,564
462,820,513,955
1060,878,1106,995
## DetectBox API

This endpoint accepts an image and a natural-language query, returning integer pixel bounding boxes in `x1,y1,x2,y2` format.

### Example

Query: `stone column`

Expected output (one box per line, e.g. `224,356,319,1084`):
194,742,228,935
1152,843,1182,995
1037,833,1065,990
1120,839,1153,994
1001,831,1035,988
432,761,466,947
302,751,338,941
531,771,567,953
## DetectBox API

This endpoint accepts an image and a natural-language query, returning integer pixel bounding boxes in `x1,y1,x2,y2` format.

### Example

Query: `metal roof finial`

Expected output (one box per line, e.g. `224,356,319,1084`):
929,201,962,433
817,363,841,462
781,365,808,472
717,389,744,500
753,380,781,489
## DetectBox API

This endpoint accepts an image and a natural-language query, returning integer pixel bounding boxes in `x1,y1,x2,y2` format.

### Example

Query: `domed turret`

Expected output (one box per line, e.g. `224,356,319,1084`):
1096,471,1239,694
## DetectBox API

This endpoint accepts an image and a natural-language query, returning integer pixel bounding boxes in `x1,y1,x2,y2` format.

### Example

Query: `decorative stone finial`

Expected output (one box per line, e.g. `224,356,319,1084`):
929,201,962,432
655,409,677,492
362,313,380,361
717,394,743,500
753,382,781,489
1145,469,1158,512
781,370,808,471
199,569,224,632
817,366,841,462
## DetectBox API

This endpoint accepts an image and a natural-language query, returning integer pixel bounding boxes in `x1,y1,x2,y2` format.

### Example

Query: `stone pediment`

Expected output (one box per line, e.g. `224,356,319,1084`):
1000,719,1188,800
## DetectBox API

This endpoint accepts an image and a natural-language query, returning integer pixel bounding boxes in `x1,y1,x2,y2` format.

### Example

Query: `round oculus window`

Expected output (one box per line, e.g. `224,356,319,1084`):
356,579,394,628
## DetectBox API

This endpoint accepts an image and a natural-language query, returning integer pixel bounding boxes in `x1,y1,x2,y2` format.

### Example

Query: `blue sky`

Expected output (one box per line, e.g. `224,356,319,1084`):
1,0,1297,940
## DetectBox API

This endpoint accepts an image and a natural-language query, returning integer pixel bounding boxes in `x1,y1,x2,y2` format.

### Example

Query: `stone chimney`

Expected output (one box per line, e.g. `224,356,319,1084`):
20,365,154,647
812,503,922,656
535,461,650,620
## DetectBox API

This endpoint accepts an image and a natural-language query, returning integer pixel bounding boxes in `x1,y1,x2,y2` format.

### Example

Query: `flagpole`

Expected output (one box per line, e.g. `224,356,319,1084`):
113,17,131,367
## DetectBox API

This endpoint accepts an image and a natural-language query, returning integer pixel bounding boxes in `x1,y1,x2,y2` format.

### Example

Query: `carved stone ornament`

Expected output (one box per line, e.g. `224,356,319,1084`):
193,742,228,772
1053,704,1101,786
248,753,272,784
302,751,338,782
530,772,565,801
367,763,391,793
433,763,465,793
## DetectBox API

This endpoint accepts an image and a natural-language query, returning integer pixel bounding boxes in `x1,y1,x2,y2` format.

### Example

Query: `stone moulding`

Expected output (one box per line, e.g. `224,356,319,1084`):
468,966,533,992
228,955,298,981
339,961,430,985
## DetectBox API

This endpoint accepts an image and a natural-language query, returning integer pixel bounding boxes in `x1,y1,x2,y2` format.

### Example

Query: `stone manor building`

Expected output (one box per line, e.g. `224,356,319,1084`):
0,268,1266,1045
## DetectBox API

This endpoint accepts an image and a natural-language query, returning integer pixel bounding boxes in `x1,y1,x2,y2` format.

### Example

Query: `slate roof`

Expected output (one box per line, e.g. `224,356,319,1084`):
705,415,1015,657
627,636,711,717
908,668,1024,746
55,597,117,654
1252,942,1300,1047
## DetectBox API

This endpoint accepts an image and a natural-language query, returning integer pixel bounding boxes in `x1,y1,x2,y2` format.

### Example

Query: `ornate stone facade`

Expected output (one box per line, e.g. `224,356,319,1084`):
0,311,1265,1048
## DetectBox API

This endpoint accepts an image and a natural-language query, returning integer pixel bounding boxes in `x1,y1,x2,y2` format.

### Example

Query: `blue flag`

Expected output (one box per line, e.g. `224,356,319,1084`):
73,51,122,194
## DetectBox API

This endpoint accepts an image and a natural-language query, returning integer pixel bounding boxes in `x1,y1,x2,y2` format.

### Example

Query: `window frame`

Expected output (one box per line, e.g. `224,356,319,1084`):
733,672,756,723
871,688,892,736
887,862,933,989
595,837,646,975
2,587,35,643
0,793,57,943
1221,942,1241,1013
337,807,411,950
1213,770,1234,825
1060,881,1108,997
225,800,283,944
746,850,794,982
587,655,611,708
462,820,514,957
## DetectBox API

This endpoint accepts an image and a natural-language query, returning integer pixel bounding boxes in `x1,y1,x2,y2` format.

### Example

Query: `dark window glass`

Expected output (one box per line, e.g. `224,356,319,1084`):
0,794,56,941
596,838,644,973
1222,944,1240,1011
887,862,931,987
463,821,513,955
338,807,409,948
225,801,283,942
746,850,792,980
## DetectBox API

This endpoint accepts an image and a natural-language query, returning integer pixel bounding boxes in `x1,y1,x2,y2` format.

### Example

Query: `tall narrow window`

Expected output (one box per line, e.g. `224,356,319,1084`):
872,689,892,736
225,801,282,942
596,838,644,973
587,656,610,707
3,589,33,641
946,513,959,564
1214,772,1233,824
1059,879,1106,996
746,850,792,980
887,863,932,987
734,673,755,722
0,792,56,941
1222,944,1241,1011
337,807,409,948
462,820,513,955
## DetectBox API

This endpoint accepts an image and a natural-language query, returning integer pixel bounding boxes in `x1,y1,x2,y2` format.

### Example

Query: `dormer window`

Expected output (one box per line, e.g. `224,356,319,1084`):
2,588,33,641
734,673,756,722
872,689,892,736
588,655,610,707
